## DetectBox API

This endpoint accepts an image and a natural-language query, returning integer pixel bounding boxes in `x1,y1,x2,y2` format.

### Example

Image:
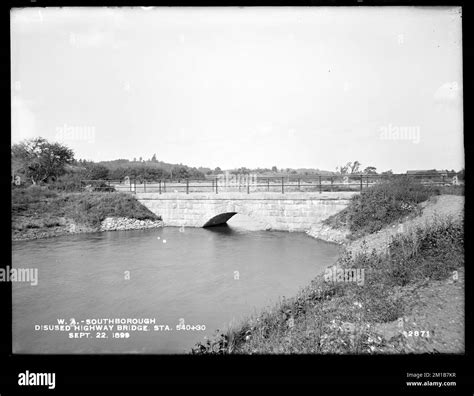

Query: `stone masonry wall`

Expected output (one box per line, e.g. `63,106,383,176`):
136,192,356,232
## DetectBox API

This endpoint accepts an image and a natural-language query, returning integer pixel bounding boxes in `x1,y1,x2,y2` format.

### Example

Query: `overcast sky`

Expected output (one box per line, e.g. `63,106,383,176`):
11,6,463,172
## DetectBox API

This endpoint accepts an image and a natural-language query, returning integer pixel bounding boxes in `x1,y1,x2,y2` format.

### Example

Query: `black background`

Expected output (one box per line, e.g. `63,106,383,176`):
1,0,472,392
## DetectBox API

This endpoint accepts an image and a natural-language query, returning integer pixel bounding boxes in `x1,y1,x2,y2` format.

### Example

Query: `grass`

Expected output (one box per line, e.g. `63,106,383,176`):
322,178,463,239
191,215,464,354
12,185,161,234
57,192,160,226
428,184,464,196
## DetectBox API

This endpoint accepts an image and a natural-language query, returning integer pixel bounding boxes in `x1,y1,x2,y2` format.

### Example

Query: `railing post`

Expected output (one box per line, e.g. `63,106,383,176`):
144,180,146,193
360,174,363,191
319,175,322,193
159,180,162,194
212,179,214,192
330,176,333,192
298,178,300,191
186,179,189,194
267,178,270,192
216,177,218,194
129,177,132,192
282,177,284,194
163,180,166,193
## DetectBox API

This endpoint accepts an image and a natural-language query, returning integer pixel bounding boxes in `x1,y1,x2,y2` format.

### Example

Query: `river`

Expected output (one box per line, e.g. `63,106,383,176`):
12,224,340,354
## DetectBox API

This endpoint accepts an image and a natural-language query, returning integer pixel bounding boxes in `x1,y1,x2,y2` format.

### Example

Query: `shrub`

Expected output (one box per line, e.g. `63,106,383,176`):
347,177,432,236
47,173,84,192
383,217,463,285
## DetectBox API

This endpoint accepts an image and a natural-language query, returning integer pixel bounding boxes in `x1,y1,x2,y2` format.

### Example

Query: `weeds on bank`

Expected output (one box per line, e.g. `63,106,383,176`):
12,185,160,230
323,177,434,238
192,216,464,354
322,178,465,239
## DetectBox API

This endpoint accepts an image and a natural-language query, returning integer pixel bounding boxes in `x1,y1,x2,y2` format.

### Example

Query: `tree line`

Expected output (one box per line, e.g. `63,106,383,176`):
11,137,464,191
11,137,207,191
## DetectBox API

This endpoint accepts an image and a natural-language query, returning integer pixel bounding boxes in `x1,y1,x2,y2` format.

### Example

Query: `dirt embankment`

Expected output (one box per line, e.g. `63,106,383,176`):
307,195,464,249
318,195,465,353
346,195,464,256
12,190,164,242
193,194,464,354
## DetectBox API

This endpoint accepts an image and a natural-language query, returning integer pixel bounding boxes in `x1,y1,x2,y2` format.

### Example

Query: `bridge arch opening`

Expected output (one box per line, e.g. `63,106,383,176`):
202,212,238,228
202,211,272,230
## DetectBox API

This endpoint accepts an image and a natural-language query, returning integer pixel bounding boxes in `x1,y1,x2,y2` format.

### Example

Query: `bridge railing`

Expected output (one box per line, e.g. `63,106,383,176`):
81,173,459,194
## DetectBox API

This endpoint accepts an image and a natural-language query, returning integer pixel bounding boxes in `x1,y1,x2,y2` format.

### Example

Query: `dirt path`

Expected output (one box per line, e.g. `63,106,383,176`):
353,195,465,353
372,267,464,353
347,195,464,256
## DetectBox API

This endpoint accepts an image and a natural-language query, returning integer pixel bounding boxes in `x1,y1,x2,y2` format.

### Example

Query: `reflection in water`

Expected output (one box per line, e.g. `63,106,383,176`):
204,224,236,236
12,226,340,354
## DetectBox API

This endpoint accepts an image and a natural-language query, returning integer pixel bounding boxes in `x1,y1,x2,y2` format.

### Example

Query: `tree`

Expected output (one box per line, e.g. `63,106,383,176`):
336,164,349,175
271,166,278,172
214,167,221,173
350,161,361,174
173,166,190,179
337,161,361,175
151,154,157,162
12,137,74,184
86,163,109,180
363,166,377,174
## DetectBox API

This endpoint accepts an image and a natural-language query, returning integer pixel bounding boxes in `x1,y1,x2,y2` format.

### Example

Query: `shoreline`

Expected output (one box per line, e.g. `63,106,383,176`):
191,194,464,354
12,218,348,244
12,217,165,242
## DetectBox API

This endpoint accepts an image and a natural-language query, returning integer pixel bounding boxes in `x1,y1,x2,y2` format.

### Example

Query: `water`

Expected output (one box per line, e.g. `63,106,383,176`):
12,225,340,354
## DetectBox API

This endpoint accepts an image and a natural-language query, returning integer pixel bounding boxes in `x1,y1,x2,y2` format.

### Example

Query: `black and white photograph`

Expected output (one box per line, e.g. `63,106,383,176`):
7,3,468,387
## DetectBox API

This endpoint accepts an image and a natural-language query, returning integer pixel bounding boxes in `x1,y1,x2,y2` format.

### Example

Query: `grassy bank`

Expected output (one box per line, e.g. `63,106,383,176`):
193,215,463,354
192,178,464,354
12,185,161,240
323,178,463,240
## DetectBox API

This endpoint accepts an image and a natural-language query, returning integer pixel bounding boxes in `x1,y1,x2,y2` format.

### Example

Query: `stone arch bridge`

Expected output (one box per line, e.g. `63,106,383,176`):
136,191,357,232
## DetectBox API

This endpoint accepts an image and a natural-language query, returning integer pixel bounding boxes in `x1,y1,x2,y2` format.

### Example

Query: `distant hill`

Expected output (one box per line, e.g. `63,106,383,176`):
96,158,344,180
96,158,207,180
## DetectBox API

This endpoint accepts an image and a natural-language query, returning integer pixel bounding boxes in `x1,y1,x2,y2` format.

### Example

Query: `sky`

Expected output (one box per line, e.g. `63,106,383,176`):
11,6,464,173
